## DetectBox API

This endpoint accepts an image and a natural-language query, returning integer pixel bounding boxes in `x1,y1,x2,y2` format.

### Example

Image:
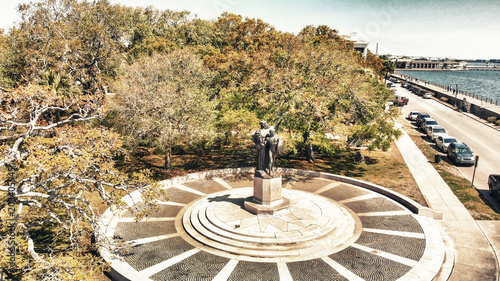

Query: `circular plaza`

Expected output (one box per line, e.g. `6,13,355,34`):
97,168,450,281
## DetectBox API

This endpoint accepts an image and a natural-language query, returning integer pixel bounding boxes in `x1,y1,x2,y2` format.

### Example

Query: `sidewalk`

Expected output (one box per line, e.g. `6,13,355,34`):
395,127,499,281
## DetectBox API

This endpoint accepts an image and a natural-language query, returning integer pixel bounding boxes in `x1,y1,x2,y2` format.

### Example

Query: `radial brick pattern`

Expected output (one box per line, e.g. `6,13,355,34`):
287,259,348,281
150,251,230,281
99,171,445,281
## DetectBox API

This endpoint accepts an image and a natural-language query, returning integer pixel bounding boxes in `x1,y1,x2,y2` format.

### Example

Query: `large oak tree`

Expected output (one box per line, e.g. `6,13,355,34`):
107,50,218,169
0,85,161,279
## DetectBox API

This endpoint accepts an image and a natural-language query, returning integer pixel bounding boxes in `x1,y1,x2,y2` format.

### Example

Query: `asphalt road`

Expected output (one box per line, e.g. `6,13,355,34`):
394,84,500,212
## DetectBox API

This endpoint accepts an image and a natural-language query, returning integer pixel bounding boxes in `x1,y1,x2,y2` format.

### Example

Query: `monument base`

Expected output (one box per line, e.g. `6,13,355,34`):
244,197,290,215
244,172,290,214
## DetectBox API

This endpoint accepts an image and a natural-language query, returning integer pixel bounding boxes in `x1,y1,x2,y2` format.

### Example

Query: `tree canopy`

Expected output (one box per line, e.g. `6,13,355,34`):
0,0,400,278
0,84,163,279
107,50,217,169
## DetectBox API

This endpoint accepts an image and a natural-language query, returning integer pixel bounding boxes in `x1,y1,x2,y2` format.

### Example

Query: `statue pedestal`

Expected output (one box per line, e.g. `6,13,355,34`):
244,171,289,215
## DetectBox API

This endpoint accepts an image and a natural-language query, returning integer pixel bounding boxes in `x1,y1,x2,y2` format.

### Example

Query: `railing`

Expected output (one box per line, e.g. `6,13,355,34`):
395,74,499,106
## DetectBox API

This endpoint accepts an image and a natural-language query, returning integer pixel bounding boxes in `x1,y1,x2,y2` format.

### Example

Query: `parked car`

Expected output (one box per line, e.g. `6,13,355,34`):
393,95,409,106
407,111,420,121
426,125,447,141
423,92,433,99
416,112,430,127
488,174,500,198
435,135,458,152
420,118,438,131
447,142,475,166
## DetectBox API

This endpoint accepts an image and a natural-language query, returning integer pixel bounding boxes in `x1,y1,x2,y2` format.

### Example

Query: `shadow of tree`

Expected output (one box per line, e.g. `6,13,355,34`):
117,142,375,181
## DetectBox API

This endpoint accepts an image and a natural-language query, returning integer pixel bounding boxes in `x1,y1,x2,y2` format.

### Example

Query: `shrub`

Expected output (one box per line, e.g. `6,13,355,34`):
487,116,497,123
496,120,500,126
440,97,448,102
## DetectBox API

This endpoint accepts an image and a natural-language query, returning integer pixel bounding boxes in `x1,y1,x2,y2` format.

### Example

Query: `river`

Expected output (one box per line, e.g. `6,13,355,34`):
396,70,500,101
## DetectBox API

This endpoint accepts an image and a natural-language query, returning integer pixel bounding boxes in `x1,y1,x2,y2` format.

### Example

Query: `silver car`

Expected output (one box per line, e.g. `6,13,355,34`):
435,135,458,152
447,142,475,166
426,125,447,142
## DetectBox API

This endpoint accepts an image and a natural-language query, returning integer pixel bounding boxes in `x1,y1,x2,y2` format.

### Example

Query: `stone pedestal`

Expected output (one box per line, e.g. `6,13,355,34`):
244,171,289,214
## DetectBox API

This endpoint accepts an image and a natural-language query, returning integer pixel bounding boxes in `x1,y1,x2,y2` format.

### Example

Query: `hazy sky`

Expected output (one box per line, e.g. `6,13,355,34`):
1,0,499,59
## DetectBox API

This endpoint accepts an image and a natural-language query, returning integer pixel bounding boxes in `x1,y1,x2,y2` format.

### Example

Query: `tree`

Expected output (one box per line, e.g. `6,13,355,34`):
0,30,14,88
205,21,398,162
37,71,80,98
364,50,383,78
107,50,218,169
0,84,160,279
381,59,396,80
5,0,134,90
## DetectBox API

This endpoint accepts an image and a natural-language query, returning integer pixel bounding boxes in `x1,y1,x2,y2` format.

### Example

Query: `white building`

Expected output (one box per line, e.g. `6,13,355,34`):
342,32,368,57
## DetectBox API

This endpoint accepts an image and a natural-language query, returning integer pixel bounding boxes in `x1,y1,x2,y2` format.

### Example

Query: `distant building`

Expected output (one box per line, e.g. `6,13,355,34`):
342,32,368,57
394,58,467,70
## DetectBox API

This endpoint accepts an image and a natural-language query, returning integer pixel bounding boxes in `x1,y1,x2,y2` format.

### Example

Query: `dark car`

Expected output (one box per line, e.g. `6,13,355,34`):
447,142,475,166
416,112,430,126
488,174,500,199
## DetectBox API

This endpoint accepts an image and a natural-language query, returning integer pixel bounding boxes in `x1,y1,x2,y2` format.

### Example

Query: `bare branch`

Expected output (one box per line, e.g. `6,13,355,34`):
32,113,99,131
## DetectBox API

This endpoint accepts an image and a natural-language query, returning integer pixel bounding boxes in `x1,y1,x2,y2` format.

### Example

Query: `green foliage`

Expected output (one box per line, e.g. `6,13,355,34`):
107,50,218,168
218,109,259,145
0,31,15,88
0,2,406,278
37,71,80,97
382,60,396,77
1,0,398,158
0,84,161,279
487,116,496,123
5,0,136,90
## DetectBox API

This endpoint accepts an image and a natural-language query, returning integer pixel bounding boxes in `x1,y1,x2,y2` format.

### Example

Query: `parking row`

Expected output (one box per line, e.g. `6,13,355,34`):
407,111,476,166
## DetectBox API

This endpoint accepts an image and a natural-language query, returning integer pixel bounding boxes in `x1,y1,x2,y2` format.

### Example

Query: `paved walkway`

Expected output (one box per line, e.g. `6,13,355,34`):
395,125,499,280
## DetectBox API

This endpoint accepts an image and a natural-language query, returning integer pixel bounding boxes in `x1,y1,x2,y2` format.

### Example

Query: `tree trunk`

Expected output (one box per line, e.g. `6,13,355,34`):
165,146,172,170
306,143,315,163
303,131,315,163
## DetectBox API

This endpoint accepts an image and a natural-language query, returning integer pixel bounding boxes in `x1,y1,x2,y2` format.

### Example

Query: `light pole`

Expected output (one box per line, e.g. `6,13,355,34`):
454,84,459,108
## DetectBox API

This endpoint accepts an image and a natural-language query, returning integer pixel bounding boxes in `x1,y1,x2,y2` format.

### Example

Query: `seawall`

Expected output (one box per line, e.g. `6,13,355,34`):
390,73,500,123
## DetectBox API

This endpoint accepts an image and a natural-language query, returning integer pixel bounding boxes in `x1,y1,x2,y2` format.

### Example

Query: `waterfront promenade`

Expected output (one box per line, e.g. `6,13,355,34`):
391,73,500,122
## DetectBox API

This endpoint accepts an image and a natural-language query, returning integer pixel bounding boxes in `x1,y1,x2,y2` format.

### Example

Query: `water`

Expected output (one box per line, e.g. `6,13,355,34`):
396,70,500,101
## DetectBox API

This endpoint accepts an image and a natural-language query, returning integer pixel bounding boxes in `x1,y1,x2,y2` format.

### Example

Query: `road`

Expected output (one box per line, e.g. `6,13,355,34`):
395,84,500,211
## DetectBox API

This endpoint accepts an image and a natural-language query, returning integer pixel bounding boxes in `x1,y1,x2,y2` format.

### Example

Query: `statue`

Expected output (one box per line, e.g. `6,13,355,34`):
246,118,288,214
253,120,282,177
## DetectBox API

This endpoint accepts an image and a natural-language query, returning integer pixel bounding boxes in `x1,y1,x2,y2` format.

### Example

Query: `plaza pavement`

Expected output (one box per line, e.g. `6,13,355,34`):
395,124,500,281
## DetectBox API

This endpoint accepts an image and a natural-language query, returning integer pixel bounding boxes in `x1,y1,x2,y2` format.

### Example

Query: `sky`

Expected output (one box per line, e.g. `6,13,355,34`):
1,0,499,60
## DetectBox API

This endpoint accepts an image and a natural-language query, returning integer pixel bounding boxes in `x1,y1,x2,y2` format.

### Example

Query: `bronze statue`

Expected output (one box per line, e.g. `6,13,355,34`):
253,121,282,177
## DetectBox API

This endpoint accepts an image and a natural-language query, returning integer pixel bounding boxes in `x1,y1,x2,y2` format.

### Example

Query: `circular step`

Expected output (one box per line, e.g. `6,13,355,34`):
182,188,362,261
